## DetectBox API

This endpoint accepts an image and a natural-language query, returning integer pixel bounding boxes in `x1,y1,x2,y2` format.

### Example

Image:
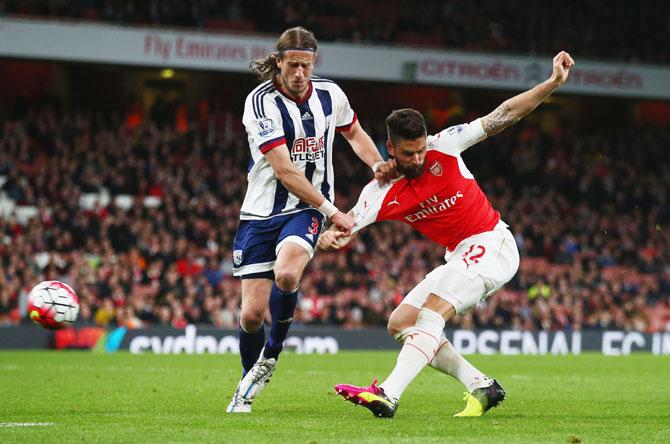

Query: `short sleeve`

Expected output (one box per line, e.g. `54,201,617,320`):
243,93,286,154
428,119,487,154
331,84,357,132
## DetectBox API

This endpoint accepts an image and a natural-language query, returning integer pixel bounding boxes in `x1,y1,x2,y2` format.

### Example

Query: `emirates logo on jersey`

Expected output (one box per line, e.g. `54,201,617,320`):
429,161,443,176
404,191,463,223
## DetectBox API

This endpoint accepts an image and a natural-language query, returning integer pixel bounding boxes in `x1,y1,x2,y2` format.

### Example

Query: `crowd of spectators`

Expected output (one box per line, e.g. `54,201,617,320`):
2,0,669,64
1,103,669,333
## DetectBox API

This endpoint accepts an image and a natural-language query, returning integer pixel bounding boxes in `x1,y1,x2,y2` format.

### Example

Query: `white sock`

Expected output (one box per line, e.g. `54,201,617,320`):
394,329,492,393
380,308,444,402
430,337,492,392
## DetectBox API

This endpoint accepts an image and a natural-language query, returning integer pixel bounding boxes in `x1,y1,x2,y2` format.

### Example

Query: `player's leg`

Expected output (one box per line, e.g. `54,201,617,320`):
388,285,494,394
335,294,452,418
229,245,309,413
262,209,323,360
227,278,274,413
232,217,280,374
378,294,453,402
227,218,279,413
336,222,519,418
262,241,310,360
230,210,323,411
239,278,273,373
431,221,519,416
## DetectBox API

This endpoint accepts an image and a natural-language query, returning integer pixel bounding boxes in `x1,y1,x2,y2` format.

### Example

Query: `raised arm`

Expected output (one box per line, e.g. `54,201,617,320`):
481,51,575,137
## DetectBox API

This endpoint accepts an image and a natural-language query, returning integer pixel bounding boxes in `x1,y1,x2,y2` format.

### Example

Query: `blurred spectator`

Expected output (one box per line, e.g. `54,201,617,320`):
0,103,668,333
2,0,669,63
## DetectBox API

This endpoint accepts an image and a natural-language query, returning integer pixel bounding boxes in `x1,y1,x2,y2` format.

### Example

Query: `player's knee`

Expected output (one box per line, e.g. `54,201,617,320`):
239,310,264,332
422,294,455,319
274,268,300,292
388,321,417,344
387,317,403,338
387,306,418,339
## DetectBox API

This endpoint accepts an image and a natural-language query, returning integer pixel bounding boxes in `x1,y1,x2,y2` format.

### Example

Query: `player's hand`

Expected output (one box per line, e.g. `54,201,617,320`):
374,159,398,184
550,51,574,85
329,211,354,236
317,229,351,251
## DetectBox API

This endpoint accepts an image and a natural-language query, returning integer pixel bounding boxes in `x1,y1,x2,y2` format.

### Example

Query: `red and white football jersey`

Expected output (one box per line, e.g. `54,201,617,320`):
351,119,500,251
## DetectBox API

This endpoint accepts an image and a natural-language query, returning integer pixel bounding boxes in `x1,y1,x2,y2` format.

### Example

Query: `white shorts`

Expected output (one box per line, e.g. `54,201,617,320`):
402,220,520,314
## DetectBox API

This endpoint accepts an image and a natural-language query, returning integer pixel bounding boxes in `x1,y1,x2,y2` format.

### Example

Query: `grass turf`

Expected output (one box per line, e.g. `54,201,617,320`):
1,351,669,443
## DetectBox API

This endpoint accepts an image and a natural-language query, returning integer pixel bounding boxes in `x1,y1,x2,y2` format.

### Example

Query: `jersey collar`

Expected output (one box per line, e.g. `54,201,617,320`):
273,78,313,105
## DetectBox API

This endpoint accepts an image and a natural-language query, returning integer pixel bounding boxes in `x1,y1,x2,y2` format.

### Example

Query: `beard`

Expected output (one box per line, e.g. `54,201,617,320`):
280,76,308,98
287,81,307,96
397,161,424,179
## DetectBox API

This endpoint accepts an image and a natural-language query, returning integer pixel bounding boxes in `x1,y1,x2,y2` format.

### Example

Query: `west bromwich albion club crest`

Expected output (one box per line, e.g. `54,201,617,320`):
429,160,443,176
233,250,243,266
256,118,275,137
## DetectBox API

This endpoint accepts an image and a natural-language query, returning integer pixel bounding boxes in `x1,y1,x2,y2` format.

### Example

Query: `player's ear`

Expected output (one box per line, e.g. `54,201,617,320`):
386,139,395,157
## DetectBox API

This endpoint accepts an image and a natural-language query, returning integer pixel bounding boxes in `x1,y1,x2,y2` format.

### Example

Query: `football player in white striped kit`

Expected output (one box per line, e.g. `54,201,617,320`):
227,27,392,413
320,51,575,418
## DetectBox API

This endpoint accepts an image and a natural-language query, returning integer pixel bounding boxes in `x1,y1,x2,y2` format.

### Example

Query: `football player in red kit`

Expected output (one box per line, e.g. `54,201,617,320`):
318,51,575,418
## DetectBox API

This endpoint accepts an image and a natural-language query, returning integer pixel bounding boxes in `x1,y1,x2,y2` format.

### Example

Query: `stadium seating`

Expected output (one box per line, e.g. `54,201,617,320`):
1,104,668,332
2,0,669,63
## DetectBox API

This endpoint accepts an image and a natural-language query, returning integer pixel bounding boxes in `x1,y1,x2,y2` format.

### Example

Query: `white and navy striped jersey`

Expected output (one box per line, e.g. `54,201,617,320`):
239,76,357,220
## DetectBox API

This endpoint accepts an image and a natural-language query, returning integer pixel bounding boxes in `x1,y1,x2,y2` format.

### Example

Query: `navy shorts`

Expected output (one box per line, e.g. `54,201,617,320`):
232,209,325,278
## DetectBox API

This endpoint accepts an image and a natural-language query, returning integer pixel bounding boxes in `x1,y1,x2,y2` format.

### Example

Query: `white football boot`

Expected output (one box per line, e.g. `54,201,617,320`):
226,349,277,413
226,389,252,413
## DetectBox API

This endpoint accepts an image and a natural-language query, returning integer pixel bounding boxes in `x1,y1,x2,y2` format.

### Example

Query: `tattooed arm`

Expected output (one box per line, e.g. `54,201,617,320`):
481,51,575,137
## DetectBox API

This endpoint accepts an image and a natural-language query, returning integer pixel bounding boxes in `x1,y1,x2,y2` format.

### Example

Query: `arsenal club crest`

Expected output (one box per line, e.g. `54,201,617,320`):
429,161,443,176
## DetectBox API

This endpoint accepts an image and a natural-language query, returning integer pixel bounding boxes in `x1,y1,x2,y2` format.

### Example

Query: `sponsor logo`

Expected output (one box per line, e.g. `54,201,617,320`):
54,326,106,350
42,325,670,356
404,191,463,223
429,160,443,176
103,327,128,352
233,250,243,266
602,331,670,356
387,195,400,206
301,111,313,120
291,136,325,162
256,118,275,137
451,330,582,355
127,325,339,354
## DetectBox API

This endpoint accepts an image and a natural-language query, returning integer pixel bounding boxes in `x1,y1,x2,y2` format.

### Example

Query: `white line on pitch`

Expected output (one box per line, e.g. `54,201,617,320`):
0,422,54,428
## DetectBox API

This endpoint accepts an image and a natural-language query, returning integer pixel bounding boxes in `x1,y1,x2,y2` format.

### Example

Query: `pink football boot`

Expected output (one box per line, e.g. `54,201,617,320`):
335,379,397,418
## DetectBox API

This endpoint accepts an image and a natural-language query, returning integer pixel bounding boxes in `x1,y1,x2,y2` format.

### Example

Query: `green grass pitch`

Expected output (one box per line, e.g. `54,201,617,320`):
1,351,669,443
